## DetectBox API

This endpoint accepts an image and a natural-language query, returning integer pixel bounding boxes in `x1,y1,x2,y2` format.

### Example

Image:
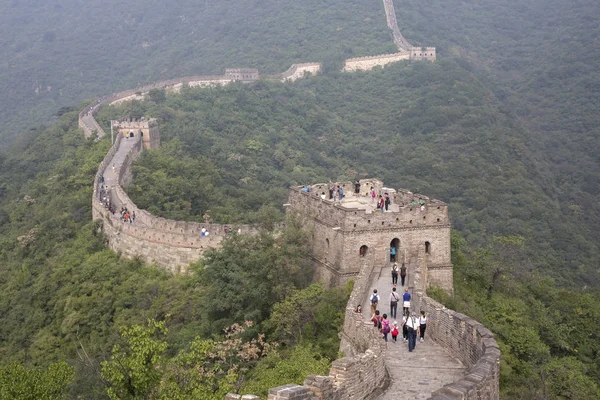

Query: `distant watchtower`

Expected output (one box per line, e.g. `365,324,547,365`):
113,117,160,149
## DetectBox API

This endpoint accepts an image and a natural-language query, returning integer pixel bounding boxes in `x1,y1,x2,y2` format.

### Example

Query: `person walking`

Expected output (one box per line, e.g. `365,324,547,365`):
419,311,427,342
391,321,399,343
381,314,391,342
328,180,335,200
401,310,410,343
391,262,399,285
390,246,397,263
403,288,411,315
354,180,361,197
370,187,376,203
406,311,419,352
384,193,391,211
400,262,407,286
370,289,380,315
371,310,382,330
390,287,400,319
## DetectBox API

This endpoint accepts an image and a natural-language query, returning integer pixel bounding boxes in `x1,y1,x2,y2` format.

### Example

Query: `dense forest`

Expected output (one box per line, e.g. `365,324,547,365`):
0,110,349,398
0,0,599,398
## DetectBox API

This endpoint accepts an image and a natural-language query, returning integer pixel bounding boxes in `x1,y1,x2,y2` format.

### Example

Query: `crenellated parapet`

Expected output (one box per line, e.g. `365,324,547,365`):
343,52,411,71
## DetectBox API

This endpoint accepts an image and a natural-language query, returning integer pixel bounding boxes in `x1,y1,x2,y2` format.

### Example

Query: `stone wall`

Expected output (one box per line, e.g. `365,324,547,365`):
414,292,501,399
92,133,255,272
227,262,499,400
343,52,411,72
272,63,322,82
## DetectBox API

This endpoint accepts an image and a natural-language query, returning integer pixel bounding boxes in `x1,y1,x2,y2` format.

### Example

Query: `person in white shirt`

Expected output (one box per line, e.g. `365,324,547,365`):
406,311,419,352
419,311,427,342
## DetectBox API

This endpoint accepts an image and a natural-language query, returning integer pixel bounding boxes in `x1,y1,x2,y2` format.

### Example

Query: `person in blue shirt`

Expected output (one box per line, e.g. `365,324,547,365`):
403,288,411,314
337,185,344,201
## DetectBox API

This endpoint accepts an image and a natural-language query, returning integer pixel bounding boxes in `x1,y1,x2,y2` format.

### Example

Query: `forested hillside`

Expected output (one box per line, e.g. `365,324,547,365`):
0,0,393,141
103,58,598,289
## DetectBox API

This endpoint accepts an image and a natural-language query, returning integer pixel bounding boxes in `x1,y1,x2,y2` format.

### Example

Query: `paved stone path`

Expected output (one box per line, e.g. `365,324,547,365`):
364,267,466,400
98,135,148,226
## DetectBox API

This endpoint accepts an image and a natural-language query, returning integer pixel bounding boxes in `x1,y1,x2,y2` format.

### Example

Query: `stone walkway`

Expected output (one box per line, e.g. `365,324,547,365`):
99,135,148,226
364,267,466,400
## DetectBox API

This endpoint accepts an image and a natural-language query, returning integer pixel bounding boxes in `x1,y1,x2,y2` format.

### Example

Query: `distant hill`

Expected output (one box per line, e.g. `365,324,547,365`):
0,0,394,142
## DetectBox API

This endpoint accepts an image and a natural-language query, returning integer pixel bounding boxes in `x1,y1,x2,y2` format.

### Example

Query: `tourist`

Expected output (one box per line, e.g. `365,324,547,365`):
409,200,416,208
370,187,376,203
400,262,407,286
328,180,335,200
401,310,409,342
390,245,397,263
337,185,344,201
391,261,398,285
370,289,380,315
384,193,390,211
354,180,361,196
419,311,427,342
355,304,362,313
403,288,411,315
390,287,400,319
406,311,419,352
391,321,399,343
371,310,382,330
381,314,391,342
378,195,385,210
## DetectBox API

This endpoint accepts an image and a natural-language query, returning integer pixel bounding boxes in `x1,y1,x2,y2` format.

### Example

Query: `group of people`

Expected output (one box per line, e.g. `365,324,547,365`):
354,262,427,352
391,261,406,286
120,206,135,224
328,181,345,201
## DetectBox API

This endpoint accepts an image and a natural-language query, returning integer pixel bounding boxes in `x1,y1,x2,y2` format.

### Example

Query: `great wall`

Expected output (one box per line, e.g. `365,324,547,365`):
80,0,499,398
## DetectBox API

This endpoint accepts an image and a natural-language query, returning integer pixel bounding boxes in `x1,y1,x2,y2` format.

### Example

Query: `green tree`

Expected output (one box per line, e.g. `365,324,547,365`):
197,217,313,334
100,319,168,400
0,362,74,400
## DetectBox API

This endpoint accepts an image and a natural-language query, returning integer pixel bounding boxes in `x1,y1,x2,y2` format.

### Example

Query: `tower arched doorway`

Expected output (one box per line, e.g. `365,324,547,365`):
390,238,400,262
359,245,368,258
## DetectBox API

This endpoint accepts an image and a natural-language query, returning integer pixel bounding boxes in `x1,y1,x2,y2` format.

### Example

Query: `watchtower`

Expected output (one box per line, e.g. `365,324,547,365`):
113,117,160,149
287,179,452,292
